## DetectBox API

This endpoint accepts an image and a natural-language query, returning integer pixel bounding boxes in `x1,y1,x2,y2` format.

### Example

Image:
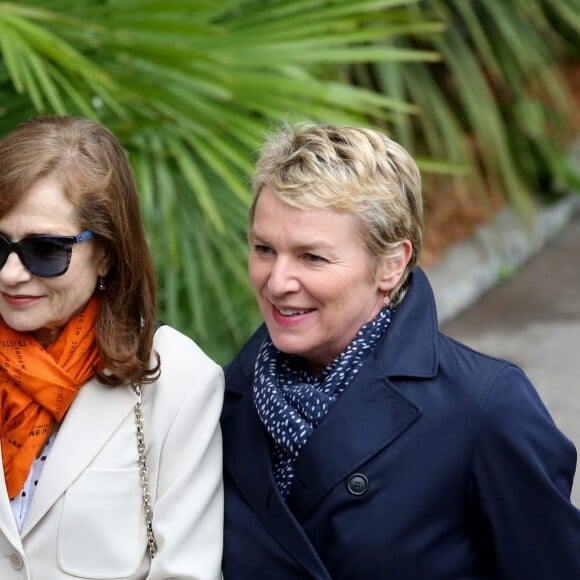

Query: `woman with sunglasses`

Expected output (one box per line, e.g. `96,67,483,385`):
0,116,224,579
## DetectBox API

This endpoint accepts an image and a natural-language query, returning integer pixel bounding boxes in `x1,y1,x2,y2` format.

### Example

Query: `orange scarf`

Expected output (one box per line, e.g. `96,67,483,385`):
0,296,101,499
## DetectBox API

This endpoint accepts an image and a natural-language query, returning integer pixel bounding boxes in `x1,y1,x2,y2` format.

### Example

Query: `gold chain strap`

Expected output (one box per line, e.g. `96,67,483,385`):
133,383,158,560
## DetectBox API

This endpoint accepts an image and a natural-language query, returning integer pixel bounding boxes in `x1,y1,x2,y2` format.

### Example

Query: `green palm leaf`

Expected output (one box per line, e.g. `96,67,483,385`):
1,0,578,362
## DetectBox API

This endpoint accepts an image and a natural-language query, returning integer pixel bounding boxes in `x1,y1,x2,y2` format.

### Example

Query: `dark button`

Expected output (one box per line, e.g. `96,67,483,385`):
347,473,369,496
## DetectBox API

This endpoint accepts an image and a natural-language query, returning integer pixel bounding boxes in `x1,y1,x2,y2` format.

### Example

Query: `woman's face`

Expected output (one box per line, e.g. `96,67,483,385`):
249,186,401,372
0,175,109,346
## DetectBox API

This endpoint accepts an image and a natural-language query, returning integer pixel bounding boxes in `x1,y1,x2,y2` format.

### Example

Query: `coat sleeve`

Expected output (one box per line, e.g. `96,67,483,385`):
471,364,580,578
147,328,224,580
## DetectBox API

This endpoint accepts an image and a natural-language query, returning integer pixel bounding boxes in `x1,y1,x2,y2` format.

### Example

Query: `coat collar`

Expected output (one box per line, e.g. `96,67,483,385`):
222,267,439,573
376,267,439,378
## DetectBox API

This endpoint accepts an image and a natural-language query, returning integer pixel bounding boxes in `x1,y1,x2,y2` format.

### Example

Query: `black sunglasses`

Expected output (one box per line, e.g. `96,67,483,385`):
0,230,95,278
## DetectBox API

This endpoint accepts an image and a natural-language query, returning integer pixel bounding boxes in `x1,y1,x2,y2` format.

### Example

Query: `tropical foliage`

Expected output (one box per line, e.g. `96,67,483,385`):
357,0,580,218
0,0,579,362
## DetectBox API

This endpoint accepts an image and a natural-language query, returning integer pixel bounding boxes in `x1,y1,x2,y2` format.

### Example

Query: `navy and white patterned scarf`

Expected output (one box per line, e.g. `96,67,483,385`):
253,307,393,498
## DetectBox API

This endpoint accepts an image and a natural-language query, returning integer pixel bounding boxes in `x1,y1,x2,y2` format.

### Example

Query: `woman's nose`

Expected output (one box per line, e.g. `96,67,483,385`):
0,252,33,284
267,258,300,296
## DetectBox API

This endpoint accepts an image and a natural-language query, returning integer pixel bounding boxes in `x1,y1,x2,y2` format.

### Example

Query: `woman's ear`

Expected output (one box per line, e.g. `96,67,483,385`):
377,240,413,292
96,247,112,278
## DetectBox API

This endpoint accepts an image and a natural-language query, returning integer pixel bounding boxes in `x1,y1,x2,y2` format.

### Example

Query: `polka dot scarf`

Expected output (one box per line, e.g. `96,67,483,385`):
253,307,393,499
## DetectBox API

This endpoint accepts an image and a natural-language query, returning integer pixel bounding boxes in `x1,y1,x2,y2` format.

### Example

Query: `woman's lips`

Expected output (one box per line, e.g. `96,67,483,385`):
2,293,40,307
271,304,315,326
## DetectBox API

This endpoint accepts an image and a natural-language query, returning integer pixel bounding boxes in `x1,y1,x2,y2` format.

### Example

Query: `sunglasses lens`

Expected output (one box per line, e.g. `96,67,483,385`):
0,238,10,268
19,238,70,277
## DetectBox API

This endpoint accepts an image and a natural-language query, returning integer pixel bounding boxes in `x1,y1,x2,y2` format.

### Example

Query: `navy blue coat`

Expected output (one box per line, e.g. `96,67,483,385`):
222,268,580,579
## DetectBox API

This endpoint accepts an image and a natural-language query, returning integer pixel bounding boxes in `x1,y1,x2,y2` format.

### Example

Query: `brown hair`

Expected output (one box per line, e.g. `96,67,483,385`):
251,123,424,305
0,115,159,385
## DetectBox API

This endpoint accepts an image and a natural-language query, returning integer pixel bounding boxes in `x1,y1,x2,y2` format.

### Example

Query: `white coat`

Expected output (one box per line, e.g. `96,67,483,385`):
0,324,224,579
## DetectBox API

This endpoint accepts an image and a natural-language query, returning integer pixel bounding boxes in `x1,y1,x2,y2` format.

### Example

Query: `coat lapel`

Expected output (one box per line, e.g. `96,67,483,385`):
287,350,421,520
21,378,135,537
0,446,22,550
222,392,275,511
222,391,332,578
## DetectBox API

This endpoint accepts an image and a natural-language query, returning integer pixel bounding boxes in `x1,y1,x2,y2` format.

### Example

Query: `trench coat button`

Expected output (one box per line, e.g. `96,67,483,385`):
9,552,24,570
347,473,369,496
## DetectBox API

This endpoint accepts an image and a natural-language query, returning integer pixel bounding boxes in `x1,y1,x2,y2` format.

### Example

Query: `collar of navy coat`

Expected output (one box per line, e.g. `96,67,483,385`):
221,267,438,573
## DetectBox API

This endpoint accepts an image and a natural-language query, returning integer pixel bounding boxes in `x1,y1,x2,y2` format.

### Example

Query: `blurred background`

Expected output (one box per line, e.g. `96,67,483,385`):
1,0,579,364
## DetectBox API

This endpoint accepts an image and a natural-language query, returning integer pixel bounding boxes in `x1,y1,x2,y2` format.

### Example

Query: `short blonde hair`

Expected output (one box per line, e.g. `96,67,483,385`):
250,123,423,304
